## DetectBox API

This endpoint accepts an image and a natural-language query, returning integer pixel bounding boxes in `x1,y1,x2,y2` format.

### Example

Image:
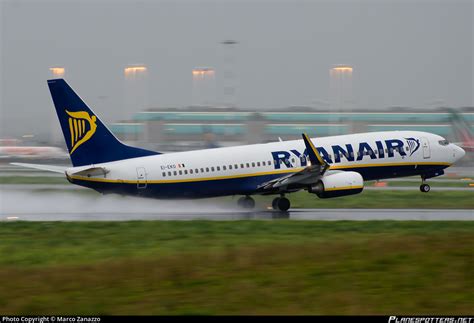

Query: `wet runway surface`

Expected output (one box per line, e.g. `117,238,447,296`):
2,209,473,221
1,185,472,221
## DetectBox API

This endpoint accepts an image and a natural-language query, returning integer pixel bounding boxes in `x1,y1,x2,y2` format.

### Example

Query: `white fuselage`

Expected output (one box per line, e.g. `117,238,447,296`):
66,131,465,198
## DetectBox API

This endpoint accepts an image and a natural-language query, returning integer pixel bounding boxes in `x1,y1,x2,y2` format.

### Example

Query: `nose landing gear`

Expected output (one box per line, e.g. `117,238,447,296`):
420,183,431,193
420,175,430,193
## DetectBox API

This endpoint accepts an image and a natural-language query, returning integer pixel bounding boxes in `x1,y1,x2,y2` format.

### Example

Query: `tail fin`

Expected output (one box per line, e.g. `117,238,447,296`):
48,79,159,167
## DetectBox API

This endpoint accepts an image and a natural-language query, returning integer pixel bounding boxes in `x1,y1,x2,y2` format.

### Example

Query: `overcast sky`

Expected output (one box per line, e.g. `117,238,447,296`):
1,0,473,138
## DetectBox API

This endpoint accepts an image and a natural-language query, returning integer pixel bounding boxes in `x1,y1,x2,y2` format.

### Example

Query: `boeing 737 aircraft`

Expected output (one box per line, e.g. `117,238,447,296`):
13,79,466,211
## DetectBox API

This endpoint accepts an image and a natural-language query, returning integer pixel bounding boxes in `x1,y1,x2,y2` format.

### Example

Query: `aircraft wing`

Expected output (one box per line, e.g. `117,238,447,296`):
10,162,68,173
256,133,330,194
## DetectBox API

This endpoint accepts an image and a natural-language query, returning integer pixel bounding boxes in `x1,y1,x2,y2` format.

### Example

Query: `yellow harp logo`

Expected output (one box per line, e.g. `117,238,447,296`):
66,110,97,154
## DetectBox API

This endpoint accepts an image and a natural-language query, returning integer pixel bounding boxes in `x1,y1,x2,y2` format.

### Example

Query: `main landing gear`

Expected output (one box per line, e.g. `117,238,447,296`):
272,195,291,212
237,196,255,209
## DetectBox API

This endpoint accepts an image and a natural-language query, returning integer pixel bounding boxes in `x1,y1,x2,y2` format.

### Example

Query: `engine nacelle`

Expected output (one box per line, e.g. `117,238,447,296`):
309,171,364,198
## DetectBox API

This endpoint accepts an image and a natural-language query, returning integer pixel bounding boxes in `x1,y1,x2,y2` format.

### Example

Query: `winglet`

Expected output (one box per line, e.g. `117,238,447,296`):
302,133,327,166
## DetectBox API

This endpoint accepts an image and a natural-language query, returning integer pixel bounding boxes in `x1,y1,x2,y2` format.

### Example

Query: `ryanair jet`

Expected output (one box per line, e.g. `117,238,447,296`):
13,79,466,211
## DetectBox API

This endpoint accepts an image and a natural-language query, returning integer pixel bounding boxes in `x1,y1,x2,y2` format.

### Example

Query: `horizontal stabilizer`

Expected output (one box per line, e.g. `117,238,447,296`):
71,166,109,177
10,162,67,173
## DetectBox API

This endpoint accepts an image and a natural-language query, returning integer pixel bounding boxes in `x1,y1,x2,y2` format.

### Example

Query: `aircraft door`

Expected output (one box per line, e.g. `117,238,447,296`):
136,167,147,189
421,137,430,159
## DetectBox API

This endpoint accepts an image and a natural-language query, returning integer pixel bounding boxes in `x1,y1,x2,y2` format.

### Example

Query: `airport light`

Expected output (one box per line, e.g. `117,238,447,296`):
49,67,65,77
124,65,147,77
330,65,353,73
192,67,216,106
192,68,215,77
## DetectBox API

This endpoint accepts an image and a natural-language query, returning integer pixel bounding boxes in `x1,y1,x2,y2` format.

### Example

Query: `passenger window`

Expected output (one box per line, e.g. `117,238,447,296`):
235,164,238,169
350,152,354,157
201,168,204,173
179,170,182,175
252,162,255,167
241,164,244,168
291,158,295,163
168,171,172,176
257,162,261,167
268,161,272,165
217,166,220,171
190,169,193,174
162,172,166,177
211,167,215,172
262,161,266,166
195,169,199,174
229,165,233,170
223,166,226,170
173,171,177,176
206,167,209,172
184,170,188,175
246,163,250,168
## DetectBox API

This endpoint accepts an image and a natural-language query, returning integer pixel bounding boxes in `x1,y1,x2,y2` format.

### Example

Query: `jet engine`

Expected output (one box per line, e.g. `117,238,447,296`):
309,171,363,198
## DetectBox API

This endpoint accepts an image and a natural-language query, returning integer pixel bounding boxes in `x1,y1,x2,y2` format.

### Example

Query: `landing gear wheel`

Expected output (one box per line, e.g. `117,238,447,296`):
237,196,255,209
420,184,430,193
276,197,290,212
272,197,280,210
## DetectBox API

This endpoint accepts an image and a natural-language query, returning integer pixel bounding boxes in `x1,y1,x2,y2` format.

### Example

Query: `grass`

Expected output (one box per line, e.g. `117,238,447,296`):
0,221,473,314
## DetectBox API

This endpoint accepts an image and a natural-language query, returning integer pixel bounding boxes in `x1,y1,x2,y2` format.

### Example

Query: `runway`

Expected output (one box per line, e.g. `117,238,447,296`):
1,185,472,221
2,209,473,221
2,208,473,221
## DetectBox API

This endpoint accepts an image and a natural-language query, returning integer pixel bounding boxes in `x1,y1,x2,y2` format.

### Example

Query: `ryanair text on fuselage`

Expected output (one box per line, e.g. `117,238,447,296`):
271,138,420,169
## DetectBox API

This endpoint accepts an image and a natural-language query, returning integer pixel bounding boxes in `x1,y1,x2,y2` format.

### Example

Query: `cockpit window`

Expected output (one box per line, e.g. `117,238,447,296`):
438,139,449,146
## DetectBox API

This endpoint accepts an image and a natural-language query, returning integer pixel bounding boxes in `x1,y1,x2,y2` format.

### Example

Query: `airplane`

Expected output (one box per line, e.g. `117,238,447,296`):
13,79,466,211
